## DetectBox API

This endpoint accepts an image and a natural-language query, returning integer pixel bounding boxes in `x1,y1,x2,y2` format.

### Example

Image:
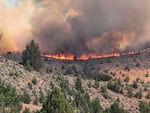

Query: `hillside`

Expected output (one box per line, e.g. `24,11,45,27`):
43,48,150,83
0,50,150,113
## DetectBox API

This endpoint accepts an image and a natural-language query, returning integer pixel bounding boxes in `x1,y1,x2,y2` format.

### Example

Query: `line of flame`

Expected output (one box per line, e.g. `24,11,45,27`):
42,48,148,60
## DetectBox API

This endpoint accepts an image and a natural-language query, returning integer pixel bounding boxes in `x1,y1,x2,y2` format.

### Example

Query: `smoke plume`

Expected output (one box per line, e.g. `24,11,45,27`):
0,0,150,55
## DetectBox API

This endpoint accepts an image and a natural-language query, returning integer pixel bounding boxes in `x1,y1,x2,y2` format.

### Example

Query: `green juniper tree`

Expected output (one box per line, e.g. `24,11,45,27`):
0,80,22,113
41,87,73,113
22,40,42,71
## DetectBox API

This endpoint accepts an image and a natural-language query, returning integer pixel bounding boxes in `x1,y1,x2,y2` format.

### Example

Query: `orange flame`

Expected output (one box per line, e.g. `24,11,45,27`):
43,54,74,60
42,48,149,60
42,53,121,60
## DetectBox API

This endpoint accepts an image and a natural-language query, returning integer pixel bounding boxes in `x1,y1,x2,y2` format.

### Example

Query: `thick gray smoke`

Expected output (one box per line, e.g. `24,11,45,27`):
32,0,150,55
0,0,150,55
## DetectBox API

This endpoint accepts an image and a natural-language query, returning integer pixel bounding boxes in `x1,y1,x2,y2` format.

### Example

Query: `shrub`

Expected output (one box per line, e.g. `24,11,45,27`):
28,82,32,90
32,78,37,85
21,90,31,104
93,80,99,89
132,81,138,89
90,98,103,113
101,85,107,94
135,62,140,67
72,65,77,73
139,101,150,113
39,90,45,103
95,73,112,81
75,75,84,93
61,65,65,69
124,66,130,71
33,94,38,105
87,80,92,88
64,68,73,75
103,102,129,113
127,86,134,98
74,92,82,107
135,90,143,99
145,72,149,77
23,108,30,113
107,80,121,93
9,72,19,77
146,92,150,99
124,76,130,82
101,85,109,99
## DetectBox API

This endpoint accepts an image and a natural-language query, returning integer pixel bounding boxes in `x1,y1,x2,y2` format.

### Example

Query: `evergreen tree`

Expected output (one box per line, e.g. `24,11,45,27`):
0,80,22,113
22,40,42,71
90,98,103,113
41,87,73,113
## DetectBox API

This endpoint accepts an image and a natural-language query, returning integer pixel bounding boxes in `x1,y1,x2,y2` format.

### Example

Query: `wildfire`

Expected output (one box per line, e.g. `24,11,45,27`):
42,53,121,60
43,54,74,60
77,53,121,60
42,48,149,61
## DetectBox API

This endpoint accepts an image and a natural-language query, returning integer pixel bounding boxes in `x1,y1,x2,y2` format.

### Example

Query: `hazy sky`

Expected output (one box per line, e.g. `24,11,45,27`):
3,0,18,6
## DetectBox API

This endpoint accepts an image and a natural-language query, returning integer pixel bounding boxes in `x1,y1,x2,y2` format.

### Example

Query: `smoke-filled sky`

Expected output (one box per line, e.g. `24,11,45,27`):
0,0,150,55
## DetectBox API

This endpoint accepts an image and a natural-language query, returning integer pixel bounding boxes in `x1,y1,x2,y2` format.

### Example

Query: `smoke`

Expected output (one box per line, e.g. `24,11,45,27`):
0,0,150,55
0,0,34,53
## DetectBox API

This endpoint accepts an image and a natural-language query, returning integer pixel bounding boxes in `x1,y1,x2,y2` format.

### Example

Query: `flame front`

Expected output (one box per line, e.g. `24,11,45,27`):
43,54,75,60
77,53,121,60
42,53,121,60
42,48,148,60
